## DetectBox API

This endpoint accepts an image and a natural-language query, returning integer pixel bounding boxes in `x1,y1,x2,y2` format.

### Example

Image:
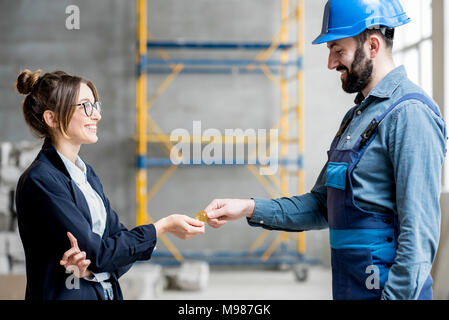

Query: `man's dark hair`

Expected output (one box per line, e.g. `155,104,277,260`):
355,27,394,51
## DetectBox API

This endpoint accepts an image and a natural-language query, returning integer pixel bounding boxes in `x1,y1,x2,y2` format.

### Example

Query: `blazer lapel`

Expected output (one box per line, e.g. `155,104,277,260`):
86,166,110,238
69,180,93,229
39,139,93,228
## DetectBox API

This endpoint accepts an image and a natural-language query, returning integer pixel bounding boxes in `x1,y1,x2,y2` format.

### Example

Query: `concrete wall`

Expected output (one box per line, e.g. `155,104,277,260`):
0,0,357,268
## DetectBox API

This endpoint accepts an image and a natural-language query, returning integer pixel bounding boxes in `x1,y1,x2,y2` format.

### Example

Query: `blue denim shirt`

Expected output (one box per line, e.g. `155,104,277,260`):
249,66,447,299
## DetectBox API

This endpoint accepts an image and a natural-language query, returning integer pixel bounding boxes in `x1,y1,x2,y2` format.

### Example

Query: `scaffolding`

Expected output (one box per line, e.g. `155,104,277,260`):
135,0,315,273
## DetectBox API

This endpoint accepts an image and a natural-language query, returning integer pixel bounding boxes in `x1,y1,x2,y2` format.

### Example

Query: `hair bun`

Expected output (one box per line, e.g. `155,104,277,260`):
16,69,42,95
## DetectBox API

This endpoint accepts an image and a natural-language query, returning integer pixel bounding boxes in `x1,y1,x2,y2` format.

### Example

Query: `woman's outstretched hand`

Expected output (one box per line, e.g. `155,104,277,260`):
154,214,205,239
60,232,93,278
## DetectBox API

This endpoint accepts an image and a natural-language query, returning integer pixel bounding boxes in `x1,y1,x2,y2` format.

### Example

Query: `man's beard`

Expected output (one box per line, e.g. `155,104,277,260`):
338,45,373,94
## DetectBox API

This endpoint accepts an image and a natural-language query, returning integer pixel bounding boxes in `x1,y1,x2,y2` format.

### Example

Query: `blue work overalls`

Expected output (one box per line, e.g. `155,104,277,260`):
325,93,439,300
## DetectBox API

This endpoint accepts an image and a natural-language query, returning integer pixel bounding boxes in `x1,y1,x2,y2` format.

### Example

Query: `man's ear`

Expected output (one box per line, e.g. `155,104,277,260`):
43,110,58,128
368,34,381,59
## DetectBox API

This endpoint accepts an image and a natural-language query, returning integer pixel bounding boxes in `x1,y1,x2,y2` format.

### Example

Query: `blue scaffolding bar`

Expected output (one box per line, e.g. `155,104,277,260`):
147,41,295,50
141,157,303,168
146,248,321,267
146,67,280,75
145,58,302,75
145,58,302,67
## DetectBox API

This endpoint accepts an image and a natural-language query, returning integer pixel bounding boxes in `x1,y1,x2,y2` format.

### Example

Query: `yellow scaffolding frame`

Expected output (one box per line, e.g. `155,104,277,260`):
135,0,305,264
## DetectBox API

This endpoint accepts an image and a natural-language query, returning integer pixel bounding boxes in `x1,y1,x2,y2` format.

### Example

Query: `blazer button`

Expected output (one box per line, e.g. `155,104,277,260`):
386,237,393,243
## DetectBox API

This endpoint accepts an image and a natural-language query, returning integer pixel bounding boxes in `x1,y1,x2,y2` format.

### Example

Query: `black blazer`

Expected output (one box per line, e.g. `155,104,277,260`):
15,138,157,300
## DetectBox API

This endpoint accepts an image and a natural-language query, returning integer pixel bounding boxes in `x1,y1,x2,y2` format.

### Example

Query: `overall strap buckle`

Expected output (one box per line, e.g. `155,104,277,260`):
360,119,379,146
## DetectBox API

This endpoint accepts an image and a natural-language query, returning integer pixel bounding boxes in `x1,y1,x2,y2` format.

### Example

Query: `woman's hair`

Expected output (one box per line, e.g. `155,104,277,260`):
16,69,99,139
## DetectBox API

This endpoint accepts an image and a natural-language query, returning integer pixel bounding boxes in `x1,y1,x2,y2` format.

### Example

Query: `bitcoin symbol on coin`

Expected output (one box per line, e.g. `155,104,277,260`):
195,210,208,223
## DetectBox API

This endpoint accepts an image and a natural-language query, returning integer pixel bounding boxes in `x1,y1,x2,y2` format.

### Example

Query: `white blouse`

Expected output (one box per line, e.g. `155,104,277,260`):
57,151,112,298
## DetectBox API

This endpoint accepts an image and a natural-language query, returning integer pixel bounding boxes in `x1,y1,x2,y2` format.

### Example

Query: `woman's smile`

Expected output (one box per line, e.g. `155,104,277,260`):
85,124,97,134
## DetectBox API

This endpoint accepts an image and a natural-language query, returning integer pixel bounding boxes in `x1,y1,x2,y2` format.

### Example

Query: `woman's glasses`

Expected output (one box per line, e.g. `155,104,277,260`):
75,101,102,117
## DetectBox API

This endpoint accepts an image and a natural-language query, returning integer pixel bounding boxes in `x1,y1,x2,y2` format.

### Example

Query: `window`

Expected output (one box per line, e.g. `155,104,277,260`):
393,0,433,96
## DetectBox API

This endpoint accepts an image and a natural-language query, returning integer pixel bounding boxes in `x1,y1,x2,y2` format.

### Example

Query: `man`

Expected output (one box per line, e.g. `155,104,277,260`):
204,0,447,300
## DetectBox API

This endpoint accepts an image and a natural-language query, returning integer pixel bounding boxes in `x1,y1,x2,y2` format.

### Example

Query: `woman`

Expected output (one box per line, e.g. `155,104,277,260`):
15,69,205,300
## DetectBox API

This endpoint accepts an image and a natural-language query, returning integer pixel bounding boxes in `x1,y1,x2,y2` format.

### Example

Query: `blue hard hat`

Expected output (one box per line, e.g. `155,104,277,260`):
312,0,410,45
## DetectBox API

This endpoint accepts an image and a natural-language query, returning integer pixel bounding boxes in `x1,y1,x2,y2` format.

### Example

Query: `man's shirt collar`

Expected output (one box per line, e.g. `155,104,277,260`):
354,65,407,106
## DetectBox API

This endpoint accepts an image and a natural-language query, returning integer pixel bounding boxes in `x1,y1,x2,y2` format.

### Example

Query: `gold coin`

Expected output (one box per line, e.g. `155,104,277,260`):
195,210,208,223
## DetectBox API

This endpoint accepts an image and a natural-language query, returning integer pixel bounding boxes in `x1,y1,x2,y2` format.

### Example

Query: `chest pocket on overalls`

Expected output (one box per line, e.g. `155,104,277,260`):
325,162,348,190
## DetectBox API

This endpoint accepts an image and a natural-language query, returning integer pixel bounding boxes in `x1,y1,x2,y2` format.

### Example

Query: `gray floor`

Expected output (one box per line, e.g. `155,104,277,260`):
156,266,333,300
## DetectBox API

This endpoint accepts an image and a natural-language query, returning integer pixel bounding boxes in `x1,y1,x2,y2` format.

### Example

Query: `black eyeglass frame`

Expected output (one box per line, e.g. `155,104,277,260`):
74,101,102,117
